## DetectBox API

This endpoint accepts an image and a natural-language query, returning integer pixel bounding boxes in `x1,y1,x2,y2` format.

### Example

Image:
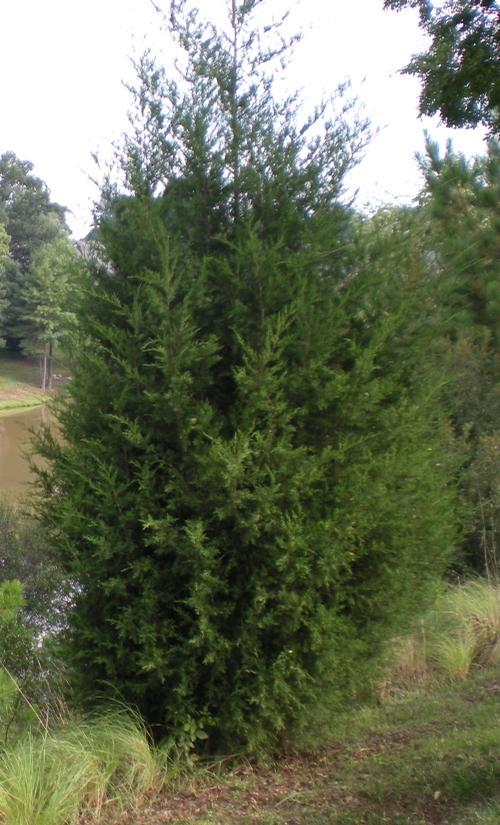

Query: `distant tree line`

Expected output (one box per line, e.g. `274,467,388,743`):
0,152,80,388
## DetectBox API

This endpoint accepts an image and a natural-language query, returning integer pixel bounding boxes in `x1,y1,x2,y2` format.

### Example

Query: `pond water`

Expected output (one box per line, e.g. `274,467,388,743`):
0,406,48,499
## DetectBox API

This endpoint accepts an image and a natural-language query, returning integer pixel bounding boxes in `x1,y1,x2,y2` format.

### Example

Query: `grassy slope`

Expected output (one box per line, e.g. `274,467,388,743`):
0,352,45,412
114,665,500,825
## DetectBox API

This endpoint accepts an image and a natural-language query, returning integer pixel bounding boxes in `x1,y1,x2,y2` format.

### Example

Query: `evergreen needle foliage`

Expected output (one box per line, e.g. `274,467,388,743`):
34,0,458,752
418,137,500,574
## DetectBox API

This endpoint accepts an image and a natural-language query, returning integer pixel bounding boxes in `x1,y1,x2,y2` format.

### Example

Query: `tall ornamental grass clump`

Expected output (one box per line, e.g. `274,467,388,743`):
34,0,458,753
0,711,159,825
388,579,500,687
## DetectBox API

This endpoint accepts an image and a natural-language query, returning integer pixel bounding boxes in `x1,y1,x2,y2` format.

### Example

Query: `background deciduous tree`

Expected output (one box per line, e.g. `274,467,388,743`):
384,0,500,134
18,237,81,389
0,152,70,354
0,224,10,346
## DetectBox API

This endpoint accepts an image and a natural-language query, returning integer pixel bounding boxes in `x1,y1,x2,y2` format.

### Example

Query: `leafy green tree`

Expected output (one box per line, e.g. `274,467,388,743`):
0,153,67,270
0,224,10,346
0,225,9,259
0,152,69,351
417,137,500,443
384,0,500,134
462,431,500,577
18,238,81,389
34,0,457,753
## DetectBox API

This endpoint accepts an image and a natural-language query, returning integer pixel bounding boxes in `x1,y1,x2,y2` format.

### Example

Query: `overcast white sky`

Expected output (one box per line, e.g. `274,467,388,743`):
0,0,486,238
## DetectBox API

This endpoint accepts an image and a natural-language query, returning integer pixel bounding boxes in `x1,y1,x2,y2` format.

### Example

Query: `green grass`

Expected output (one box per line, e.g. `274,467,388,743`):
387,579,500,687
0,710,160,825
453,800,500,824
0,353,45,410
1,583,498,824
0,402,46,417
146,665,499,825
138,577,500,825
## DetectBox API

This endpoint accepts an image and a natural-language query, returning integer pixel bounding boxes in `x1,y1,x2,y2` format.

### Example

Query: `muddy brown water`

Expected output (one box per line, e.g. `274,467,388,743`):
0,406,49,499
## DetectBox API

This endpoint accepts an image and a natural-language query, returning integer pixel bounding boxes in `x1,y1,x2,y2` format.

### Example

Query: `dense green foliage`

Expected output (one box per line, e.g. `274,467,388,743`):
19,237,81,388
384,0,500,134
0,500,66,632
0,225,10,347
419,138,500,341
0,579,40,743
0,153,77,379
416,138,500,573
0,153,66,271
33,0,459,753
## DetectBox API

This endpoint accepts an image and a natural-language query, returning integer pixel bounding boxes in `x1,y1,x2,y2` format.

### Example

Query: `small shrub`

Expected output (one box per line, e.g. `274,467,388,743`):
0,579,42,743
0,498,67,633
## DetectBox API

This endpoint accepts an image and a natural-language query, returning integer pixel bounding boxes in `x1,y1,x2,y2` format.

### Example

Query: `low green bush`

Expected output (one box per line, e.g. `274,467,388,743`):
0,579,42,744
0,499,67,633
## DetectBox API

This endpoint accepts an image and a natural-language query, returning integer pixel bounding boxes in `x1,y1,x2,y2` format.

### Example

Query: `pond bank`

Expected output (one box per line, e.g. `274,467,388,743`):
0,356,58,498
0,352,66,412
0,353,46,411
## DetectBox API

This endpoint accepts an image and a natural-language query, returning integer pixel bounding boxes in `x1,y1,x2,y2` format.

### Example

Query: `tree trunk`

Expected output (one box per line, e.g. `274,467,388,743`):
40,348,48,391
47,339,54,390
